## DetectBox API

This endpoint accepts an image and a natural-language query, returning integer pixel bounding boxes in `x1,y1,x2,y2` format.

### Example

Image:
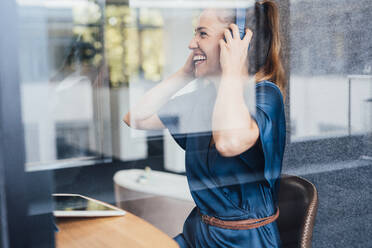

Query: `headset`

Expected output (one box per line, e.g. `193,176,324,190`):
224,8,247,44
235,8,247,40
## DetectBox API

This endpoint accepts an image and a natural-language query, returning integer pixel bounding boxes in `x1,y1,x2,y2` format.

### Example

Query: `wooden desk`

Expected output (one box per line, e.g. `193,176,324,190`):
56,211,179,248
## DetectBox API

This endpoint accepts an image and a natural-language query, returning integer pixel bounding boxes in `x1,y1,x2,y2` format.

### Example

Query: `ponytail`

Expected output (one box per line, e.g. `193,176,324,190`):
218,1,286,98
254,0,286,98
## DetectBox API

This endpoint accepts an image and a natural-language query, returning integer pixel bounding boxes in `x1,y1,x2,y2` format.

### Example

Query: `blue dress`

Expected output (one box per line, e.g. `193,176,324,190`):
158,80,286,248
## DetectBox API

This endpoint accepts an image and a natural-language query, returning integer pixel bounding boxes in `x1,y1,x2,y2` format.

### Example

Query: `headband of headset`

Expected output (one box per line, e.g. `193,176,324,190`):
235,8,246,39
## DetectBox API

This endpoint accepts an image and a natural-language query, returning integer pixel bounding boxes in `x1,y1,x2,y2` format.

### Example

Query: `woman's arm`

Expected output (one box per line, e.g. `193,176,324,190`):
124,54,194,130
213,24,259,156
212,74,259,157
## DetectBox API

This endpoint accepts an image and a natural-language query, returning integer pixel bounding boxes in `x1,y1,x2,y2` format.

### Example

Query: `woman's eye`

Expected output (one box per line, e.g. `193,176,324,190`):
200,32,207,37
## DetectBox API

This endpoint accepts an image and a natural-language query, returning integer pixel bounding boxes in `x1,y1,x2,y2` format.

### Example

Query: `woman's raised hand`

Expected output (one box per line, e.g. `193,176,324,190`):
180,52,195,79
219,24,253,77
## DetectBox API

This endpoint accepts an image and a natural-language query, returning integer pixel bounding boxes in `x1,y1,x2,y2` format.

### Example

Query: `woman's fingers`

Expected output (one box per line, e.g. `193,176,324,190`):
229,23,240,39
181,53,195,76
224,29,233,43
243,28,253,44
187,52,195,68
219,39,227,50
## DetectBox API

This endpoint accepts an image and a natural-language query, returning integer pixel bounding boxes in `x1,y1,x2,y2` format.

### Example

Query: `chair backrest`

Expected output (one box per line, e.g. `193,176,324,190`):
277,174,318,248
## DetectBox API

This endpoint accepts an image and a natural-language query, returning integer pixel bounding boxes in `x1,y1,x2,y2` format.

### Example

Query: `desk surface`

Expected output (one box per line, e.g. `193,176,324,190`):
56,211,179,248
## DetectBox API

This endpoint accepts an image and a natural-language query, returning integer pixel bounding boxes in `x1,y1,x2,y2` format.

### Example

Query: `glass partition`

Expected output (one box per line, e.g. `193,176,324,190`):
290,0,372,142
1,0,372,247
17,0,112,171
288,1,372,247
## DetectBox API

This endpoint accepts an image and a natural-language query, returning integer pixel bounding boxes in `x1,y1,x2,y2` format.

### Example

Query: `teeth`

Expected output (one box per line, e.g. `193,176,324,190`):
193,55,206,61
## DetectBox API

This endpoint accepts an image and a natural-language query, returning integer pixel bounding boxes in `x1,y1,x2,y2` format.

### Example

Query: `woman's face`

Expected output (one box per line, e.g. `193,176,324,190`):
188,9,227,78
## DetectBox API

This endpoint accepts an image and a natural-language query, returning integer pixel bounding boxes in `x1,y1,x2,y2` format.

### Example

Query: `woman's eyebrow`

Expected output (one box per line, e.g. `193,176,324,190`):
195,27,209,32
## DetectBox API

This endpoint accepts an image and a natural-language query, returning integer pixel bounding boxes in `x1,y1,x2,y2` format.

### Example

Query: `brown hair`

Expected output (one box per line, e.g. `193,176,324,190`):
218,0,286,97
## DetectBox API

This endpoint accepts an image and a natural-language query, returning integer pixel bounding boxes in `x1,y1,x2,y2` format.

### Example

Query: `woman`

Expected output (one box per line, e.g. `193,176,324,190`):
124,1,286,247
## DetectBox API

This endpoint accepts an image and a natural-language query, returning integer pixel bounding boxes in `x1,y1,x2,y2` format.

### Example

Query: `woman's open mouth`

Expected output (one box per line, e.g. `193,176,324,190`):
193,55,207,66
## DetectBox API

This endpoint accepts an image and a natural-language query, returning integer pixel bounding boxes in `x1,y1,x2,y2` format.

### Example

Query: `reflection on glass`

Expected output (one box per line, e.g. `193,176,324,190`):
105,5,164,87
18,0,111,170
141,29,164,82
363,95,372,159
348,75,372,135
139,8,164,26
105,5,139,87
290,0,372,141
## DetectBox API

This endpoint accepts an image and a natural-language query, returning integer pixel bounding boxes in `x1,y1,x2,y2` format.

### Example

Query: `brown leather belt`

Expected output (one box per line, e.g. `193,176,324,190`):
199,208,280,230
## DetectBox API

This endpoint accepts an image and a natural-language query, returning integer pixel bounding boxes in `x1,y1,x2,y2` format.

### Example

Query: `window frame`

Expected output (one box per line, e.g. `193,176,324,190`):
0,0,55,246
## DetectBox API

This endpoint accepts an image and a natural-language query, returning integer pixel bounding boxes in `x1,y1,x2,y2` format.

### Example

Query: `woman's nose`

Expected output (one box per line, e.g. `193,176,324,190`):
188,36,198,50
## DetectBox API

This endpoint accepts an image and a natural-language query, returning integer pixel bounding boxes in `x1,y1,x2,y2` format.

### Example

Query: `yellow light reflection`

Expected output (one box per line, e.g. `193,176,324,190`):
105,5,164,87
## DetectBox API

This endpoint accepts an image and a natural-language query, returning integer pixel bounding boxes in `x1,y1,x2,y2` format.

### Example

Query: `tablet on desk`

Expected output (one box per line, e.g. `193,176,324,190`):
53,193,126,217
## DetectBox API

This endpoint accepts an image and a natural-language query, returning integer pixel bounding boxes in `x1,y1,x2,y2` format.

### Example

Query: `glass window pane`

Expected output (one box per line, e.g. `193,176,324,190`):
290,0,372,141
18,0,111,170
5,0,371,246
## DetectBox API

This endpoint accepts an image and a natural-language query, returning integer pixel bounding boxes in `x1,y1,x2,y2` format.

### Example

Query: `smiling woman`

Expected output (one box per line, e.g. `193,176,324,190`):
124,1,286,247
188,11,228,79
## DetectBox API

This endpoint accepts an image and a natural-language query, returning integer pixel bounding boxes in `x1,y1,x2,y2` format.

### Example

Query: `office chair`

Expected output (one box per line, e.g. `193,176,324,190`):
277,174,319,248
